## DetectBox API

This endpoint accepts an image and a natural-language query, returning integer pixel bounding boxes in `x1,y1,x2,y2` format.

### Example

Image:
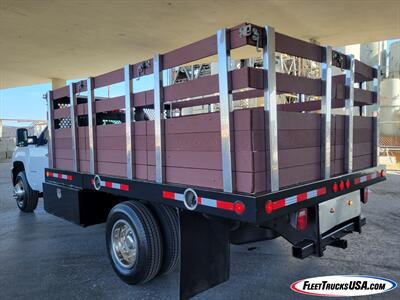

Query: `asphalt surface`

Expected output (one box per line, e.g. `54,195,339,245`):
0,160,399,300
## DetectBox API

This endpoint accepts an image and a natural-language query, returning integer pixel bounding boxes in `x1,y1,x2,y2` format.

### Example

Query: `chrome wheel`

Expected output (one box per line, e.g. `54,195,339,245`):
13,179,25,208
111,219,138,269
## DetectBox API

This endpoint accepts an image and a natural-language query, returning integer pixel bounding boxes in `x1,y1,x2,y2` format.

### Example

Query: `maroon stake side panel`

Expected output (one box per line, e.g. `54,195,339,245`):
51,70,376,125
53,107,375,194
49,22,378,194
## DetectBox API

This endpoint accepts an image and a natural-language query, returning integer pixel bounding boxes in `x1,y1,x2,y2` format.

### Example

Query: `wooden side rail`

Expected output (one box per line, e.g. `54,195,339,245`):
47,22,381,194
50,74,376,116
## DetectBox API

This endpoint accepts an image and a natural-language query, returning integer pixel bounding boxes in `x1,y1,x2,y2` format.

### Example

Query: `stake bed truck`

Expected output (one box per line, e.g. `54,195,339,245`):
12,23,386,299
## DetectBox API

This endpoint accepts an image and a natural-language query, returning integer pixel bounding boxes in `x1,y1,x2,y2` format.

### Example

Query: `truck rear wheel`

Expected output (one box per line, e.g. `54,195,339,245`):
150,204,180,275
106,201,163,284
13,171,38,212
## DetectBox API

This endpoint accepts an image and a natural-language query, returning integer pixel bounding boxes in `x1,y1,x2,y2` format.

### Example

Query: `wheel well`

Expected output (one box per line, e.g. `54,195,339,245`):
12,161,25,185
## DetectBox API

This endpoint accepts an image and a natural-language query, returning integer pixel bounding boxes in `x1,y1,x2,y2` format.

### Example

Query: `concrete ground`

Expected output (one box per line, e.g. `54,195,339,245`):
0,160,399,300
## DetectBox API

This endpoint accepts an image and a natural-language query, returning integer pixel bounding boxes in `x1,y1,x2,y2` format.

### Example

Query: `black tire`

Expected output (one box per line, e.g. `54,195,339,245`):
106,201,163,284
14,171,38,212
150,204,180,275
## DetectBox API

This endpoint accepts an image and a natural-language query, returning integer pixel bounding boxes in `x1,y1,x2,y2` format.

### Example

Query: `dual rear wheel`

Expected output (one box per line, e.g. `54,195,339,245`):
106,201,180,284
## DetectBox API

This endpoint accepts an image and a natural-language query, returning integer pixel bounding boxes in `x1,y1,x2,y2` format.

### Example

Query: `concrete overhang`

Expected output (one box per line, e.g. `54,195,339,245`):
1,0,399,89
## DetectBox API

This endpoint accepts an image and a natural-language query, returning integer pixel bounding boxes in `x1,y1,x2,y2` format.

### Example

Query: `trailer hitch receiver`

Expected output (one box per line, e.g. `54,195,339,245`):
329,238,348,249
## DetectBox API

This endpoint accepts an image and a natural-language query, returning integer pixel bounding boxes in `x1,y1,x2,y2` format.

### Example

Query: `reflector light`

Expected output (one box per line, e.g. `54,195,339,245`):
345,179,350,189
380,170,385,177
274,199,286,210
265,200,273,214
46,171,72,181
332,182,338,193
234,201,245,215
120,184,129,191
339,181,345,191
105,181,112,188
362,188,369,204
163,191,175,200
296,208,308,232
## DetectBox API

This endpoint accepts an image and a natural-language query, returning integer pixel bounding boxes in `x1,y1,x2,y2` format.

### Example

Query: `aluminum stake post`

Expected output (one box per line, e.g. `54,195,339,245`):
264,26,279,192
87,77,97,174
217,28,234,193
345,55,355,173
153,55,164,183
372,65,381,166
124,64,134,179
69,83,79,172
321,46,333,179
47,91,55,168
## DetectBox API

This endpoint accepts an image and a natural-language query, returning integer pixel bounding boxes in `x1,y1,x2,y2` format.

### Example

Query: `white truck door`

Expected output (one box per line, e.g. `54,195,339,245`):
27,129,49,193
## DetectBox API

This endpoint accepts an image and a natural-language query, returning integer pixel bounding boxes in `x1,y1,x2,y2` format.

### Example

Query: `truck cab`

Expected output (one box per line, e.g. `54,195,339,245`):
11,127,48,212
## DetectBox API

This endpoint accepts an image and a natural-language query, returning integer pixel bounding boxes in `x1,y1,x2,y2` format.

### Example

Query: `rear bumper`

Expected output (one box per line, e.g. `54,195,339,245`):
255,166,386,225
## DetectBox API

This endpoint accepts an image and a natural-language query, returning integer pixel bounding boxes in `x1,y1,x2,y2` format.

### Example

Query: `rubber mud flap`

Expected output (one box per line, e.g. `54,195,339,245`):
179,211,230,300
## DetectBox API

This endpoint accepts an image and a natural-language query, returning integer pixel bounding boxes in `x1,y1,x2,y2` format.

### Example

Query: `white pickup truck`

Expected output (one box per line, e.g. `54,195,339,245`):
11,127,48,212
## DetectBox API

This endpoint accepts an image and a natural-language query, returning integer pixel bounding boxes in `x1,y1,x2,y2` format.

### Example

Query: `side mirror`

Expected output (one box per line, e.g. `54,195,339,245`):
16,128,28,147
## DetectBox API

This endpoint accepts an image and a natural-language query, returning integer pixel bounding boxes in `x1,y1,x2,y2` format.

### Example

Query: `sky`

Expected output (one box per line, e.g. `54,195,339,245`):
0,83,50,122
0,75,154,127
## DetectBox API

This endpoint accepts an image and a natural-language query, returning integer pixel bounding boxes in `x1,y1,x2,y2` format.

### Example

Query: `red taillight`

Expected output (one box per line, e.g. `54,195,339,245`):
345,179,350,189
265,200,273,214
339,181,345,191
380,170,385,177
296,208,308,231
120,184,129,191
332,182,338,193
234,201,245,215
361,188,369,204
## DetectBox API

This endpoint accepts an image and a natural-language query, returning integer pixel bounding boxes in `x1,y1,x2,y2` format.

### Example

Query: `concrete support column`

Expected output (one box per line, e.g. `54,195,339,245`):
51,78,66,89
